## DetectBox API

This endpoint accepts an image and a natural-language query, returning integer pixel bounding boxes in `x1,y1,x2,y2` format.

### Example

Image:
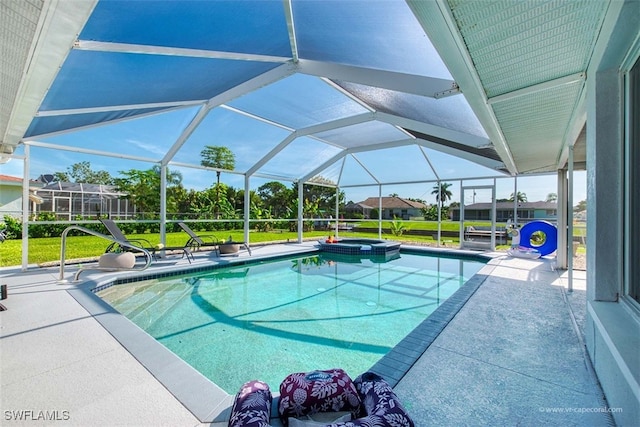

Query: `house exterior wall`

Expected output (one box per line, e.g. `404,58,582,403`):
532,209,556,219
346,198,426,220
0,182,22,217
383,208,422,220
585,3,640,425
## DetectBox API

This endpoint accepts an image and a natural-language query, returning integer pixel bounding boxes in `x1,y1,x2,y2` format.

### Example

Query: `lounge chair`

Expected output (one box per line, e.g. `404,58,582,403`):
178,222,251,256
177,222,220,254
100,219,193,263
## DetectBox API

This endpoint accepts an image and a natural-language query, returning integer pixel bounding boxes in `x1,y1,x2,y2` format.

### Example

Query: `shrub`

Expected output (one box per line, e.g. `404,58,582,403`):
389,216,408,237
1,215,22,239
29,212,67,238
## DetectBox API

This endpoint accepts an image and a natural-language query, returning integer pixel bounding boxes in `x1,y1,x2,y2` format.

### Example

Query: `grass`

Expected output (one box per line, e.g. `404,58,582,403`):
0,229,455,267
0,230,331,267
0,223,587,267
356,220,477,231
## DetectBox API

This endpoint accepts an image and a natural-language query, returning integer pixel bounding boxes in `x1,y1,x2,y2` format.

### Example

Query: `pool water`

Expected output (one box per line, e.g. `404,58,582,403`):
98,252,484,393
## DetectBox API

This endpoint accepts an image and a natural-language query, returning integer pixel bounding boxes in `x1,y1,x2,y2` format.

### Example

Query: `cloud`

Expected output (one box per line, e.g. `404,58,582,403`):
125,138,167,157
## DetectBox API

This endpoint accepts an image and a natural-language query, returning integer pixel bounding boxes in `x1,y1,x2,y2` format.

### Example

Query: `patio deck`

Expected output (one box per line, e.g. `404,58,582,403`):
0,243,610,426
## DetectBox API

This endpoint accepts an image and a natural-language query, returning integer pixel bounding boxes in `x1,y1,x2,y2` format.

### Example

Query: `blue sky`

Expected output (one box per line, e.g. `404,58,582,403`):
0,131,587,208
1,79,586,207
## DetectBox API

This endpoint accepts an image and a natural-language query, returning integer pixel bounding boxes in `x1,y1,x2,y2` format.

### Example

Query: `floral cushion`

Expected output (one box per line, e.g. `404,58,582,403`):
278,369,361,426
327,372,415,427
288,411,352,426
228,380,272,427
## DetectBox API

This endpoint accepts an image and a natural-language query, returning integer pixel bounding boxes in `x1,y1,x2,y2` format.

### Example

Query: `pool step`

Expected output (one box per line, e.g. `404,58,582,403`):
104,280,192,329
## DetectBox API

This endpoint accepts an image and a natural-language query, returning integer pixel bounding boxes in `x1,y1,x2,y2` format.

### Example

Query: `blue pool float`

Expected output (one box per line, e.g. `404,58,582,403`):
518,220,558,256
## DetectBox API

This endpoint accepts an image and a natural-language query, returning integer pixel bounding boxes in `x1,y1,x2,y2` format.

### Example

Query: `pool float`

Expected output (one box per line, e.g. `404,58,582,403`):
507,246,541,259
506,227,541,258
518,220,558,256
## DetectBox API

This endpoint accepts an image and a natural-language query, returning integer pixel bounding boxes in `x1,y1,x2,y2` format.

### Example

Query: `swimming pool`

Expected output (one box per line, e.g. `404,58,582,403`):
98,251,485,394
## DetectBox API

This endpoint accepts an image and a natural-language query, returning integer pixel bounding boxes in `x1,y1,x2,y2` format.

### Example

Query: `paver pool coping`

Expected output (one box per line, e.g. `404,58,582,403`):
67,246,497,424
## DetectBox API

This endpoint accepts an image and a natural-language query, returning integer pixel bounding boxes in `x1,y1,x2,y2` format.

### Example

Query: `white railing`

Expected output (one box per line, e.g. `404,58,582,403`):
58,225,152,283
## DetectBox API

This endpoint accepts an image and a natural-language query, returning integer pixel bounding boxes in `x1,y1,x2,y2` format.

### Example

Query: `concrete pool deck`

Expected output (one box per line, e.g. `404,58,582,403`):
0,243,611,426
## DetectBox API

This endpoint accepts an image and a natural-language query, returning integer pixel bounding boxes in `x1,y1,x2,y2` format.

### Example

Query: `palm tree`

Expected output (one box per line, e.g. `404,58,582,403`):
200,146,235,217
152,165,183,186
431,182,453,210
509,191,528,202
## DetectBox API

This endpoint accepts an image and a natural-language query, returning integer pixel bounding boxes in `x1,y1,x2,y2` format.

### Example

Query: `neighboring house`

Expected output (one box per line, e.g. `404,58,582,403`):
0,174,43,218
0,174,136,220
345,196,427,220
33,181,133,220
450,201,557,222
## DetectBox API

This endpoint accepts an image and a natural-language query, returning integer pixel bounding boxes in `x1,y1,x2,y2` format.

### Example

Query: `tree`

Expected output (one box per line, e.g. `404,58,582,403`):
407,197,427,205
257,181,293,218
53,161,113,184
200,145,235,186
296,176,345,217
114,166,183,217
152,165,182,187
200,146,235,218
114,169,161,216
546,192,558,202
575,199,587,212
431,182,453,210
509,191,528,202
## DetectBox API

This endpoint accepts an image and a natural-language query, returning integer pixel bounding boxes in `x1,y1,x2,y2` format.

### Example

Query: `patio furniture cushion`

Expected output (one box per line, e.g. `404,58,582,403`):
326,372,414,427
278,369,361,426
289,411,351,426
228,380,272,427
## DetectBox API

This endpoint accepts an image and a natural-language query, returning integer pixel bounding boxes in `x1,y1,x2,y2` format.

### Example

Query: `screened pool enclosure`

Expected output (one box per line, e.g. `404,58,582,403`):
4,2,639,423
2,0,602,269
33,181,133,220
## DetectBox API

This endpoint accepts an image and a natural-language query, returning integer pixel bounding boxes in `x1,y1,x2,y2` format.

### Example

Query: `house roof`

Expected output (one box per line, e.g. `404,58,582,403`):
0,174,22,183
1,0,627,189
354,196,427,210
0,174,40,187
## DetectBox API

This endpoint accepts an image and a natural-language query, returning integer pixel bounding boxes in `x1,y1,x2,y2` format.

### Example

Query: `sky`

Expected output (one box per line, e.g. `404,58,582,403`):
0,123,587,208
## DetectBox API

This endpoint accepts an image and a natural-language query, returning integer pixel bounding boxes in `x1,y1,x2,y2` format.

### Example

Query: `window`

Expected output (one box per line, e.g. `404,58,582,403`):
625,54,640,305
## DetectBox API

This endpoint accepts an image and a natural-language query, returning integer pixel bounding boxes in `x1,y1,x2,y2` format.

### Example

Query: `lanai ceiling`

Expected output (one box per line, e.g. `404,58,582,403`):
1,0,618,187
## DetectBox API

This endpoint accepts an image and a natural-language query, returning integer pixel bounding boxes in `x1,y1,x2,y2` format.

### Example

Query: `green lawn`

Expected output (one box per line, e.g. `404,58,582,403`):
0,221,586,267
0,230,335,267
0,228,454,267
355,219,479,231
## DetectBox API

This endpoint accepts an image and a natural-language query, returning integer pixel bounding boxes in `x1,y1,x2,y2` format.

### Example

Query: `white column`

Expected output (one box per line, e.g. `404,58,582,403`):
244,175,250,243
160,165,167,245
297,181,303,243
21,145,30,271
437,180,441,247
568,145,574,291
557,169,568,270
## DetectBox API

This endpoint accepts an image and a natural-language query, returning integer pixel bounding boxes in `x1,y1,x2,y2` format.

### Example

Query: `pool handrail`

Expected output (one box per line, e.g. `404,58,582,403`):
58,225,152,283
